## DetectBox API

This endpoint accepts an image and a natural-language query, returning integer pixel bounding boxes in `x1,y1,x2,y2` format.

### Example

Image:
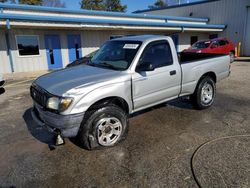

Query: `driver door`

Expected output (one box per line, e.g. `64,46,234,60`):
132,40,181,111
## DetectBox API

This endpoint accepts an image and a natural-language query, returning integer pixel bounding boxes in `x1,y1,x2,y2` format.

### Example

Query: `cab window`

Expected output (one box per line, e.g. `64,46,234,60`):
139,40,173,68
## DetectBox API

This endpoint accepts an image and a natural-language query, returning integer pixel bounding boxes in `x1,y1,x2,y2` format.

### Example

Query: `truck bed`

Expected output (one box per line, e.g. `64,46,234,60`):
179,52,228,64
179,53,230,97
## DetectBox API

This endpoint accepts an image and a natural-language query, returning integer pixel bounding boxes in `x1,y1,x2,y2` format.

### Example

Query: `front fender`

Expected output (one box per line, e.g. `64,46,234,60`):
69,80,132,114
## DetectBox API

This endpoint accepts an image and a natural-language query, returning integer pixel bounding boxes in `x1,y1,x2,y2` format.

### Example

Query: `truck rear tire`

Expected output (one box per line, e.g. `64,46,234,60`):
191,76,216,110
229,52,235,63
78,104,128,150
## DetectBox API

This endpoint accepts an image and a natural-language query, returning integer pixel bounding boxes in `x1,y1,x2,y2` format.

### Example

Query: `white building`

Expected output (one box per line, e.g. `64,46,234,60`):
135,0,250,56
0,3,226,74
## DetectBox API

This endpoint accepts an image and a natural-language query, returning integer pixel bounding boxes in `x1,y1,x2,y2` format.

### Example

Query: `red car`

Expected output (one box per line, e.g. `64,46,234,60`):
183,38,236,62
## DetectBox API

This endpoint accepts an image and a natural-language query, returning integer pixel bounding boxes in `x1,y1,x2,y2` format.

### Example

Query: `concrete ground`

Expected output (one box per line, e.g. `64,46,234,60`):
0,60,250,187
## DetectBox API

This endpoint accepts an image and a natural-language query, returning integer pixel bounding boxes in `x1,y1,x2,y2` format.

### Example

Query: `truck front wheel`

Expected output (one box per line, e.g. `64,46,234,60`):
191,76,216,110
78,104,128,150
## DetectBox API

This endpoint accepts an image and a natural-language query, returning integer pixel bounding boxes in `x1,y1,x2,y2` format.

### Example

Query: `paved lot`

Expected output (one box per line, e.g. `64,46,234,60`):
0,61,250,187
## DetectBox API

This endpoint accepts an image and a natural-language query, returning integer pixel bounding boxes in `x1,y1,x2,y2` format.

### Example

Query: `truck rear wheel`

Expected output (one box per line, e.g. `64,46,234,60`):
78,104,128,150
191,76,216,110
229,52,235,63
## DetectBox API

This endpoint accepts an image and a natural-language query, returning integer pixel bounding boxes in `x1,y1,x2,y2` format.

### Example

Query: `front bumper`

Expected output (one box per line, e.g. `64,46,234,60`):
31,103,84,137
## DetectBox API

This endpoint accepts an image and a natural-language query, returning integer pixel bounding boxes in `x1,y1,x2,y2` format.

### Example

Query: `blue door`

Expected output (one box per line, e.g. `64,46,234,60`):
44,35,63,69
67,34,82,63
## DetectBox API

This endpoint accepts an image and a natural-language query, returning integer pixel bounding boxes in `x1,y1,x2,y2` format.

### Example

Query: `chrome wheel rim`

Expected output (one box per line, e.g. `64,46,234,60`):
97,117,122,146
201,82,213,104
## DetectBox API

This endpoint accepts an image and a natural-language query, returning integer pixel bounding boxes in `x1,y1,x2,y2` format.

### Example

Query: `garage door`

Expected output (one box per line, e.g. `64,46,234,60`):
244,7,250,56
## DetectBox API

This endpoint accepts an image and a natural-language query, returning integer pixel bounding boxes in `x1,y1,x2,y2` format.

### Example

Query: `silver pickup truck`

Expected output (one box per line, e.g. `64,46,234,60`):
30,35,230,149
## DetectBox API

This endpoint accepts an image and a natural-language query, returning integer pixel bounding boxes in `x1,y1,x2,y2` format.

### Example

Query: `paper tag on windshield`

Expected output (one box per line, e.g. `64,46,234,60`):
123,44,139,49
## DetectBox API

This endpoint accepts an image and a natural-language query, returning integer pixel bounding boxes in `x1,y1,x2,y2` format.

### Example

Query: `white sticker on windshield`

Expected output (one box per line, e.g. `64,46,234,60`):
123,44,139,49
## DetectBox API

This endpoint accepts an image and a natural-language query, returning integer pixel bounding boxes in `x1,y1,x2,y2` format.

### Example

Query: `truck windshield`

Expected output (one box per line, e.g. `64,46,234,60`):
89,40,142,70
191,41,211,49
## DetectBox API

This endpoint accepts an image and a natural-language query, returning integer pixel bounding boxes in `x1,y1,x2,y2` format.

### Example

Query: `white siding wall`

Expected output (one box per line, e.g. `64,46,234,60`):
145,0,250,56
1,29,167,73
81,30,111,57
8,29,48,72
81,30,169,56
0,30,11,74
0,28,210,73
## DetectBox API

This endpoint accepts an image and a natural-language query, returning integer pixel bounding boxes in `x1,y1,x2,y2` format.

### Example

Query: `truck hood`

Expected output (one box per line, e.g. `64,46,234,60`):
34,65,129,96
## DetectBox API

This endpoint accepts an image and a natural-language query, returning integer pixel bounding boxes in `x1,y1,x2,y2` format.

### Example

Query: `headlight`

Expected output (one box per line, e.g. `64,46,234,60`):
59,98,73,112
46,97,73,112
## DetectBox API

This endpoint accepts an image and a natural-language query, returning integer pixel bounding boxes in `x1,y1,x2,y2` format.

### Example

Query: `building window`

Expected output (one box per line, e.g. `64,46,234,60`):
16,35,40,56
191,36,198,45
209,34,218,39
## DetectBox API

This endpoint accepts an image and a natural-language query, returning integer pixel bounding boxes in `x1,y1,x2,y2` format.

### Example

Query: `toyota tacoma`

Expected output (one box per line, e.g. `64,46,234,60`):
30,35,231,150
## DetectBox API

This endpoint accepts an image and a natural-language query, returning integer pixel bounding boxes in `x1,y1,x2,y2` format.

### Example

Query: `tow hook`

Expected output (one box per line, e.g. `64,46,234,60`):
48,135,65,151
56,134,65,146
48,134,65,151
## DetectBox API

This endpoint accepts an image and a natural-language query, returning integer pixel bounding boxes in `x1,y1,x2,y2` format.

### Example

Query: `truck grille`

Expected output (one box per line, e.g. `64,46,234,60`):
30,85,48,107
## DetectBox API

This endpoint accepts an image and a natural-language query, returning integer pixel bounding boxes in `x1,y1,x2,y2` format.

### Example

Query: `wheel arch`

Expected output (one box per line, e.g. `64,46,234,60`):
191,71,217,110
199,71,217,83
86,96,130,114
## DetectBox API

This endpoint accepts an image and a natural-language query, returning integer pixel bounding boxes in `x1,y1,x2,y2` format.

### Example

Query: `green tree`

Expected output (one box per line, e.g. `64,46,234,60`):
42,0,65,7
80,0,127,12
80,0,105,11
105,0,127,12
148,0,167,9
19,0,43,5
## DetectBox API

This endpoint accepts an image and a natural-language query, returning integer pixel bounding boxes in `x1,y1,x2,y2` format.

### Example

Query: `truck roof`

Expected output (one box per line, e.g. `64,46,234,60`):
112,35,169,42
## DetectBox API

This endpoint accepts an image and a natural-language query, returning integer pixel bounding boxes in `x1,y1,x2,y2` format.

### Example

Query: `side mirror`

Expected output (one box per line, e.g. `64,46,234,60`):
136,62,155,72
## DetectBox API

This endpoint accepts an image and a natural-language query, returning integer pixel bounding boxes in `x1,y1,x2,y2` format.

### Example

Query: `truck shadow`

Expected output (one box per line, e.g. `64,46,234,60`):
22,108,90,149
235,58,250,62
131,97,193,117
167,97,193,109
23,108,55,146
0,88,5,95
22,98,193,149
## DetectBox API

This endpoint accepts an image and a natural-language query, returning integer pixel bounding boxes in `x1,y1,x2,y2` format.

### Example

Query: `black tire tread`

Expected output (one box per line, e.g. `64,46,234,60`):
191,76,216,110
78,103,128,150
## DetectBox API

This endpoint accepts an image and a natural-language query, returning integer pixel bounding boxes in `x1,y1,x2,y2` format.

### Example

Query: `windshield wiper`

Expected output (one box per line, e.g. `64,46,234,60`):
86,60,97,67
98,62,122,70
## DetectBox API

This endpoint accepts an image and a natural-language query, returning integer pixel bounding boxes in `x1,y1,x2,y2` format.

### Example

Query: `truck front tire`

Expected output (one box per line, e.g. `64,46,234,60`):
191,76,216,110
78,104,128,150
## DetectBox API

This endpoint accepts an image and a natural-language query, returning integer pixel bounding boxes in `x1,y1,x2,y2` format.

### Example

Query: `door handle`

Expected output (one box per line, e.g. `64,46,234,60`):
170,70,176,76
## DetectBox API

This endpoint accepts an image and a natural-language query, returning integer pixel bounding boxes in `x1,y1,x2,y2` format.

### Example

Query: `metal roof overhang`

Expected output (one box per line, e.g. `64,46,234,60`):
0,3,209,23
0,13,226,32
